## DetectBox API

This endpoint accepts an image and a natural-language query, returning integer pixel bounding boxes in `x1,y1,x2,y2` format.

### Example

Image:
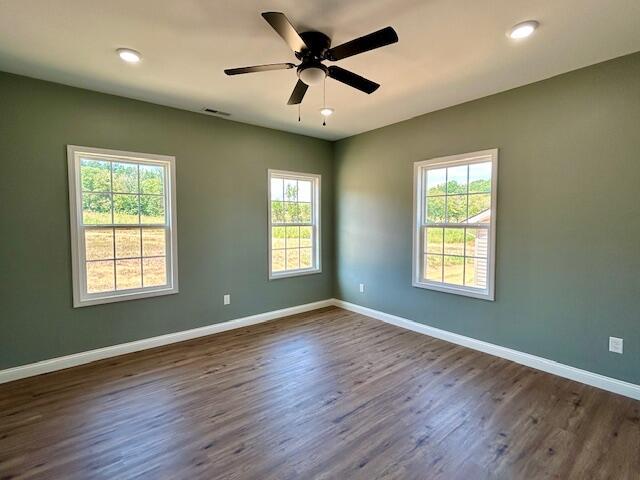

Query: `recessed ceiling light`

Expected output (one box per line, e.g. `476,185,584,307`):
320,107,334,117
508,21,539,40
117,48,141,63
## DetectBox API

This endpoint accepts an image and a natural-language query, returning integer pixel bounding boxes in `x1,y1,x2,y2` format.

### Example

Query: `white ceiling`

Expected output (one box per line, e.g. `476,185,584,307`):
1,0,639,140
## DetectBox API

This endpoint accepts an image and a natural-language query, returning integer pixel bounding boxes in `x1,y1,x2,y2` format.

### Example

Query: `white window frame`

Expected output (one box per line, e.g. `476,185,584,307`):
67,145,179,307
268,169,321,280
412,149,498,300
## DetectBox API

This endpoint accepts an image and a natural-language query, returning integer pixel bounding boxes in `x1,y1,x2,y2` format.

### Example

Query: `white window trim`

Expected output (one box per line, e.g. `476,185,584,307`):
67,145,179,307
412,148,498,301
268,169,321,280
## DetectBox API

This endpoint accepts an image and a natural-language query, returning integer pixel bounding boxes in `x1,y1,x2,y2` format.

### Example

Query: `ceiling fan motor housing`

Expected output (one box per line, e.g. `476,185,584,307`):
296,31,332,59
296,31,331,86
295,32,331,86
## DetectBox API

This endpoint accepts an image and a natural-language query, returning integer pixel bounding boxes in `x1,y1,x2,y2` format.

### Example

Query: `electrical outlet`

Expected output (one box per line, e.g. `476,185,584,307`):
223,294,231,305
359,283,365,294
609,336,623,354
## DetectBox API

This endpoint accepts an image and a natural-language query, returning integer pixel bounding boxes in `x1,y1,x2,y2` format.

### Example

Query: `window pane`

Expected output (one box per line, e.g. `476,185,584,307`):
143,257,167,287
284,179,297,201
272,250,285,272
286,226,300,248
85,229,113,261
424,254,442,282
465,257,487,289
469,162,492,193
142,228,166,257
74,150,176,303
115,228,141,258
443,255,464,285
298,180,312,202
426,168,446,196
113,194,139,224
426,196,445,223
300,226,313,247
424,227,443,254
272,226,285,249
300,248,313,269
269,173,318,277
446,195,467,223
140,165,164,194
81,158,111,192
286,249,300,270
82,193,112,224
270,177,284,201
299,202,312,223
444,228,465,255
112,162,138,193
271,201,284,223
86,260,115,293
468,193,491,223
416,155,495,298
140,195,165,224
284,202,300,223
447,165,467,194
465,228,488,258
116,259,142,290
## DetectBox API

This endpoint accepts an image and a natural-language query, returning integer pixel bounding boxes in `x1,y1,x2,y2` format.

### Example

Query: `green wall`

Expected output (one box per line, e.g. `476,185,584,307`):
333,52,640,385
0,72,333,369
2,53,639,384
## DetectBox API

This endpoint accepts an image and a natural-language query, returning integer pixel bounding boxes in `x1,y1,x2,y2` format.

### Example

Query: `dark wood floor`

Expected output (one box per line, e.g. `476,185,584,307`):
1,307,638,479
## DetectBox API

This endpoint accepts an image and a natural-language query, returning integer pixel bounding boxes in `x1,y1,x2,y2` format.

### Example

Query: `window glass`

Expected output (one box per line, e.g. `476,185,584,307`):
69,146,177,306
414,151,496,300
268,171,320,278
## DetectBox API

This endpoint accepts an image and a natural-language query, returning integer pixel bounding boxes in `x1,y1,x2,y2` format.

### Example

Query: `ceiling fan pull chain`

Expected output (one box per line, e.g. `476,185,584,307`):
322,78,327,127
298,103,301,122
323,77,326,108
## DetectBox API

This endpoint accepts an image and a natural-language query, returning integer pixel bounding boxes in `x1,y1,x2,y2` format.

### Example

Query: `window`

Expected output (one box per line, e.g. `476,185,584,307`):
67,145,178,307
413,149,497,300
268,169,321,279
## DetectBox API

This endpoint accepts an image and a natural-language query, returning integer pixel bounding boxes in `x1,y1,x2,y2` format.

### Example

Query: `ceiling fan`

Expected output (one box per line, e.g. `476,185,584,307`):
224,12,398,105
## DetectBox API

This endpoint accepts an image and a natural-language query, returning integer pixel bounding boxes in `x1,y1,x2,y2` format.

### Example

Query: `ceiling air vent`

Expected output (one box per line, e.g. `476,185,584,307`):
203,108,231,117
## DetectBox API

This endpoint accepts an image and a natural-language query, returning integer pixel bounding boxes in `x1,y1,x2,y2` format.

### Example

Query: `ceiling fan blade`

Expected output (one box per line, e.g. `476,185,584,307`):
326,26,398,61
262,12,308,53
328,66,380,94
224,63,296,75
287,79,309,105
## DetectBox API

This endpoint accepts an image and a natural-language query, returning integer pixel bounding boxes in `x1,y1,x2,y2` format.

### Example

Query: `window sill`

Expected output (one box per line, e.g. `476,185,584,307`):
412,280,494,301
269,268,322,281
74,286,179,308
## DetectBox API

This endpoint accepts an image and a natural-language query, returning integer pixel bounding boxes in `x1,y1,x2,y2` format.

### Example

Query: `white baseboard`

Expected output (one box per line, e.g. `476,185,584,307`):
3,298,639,401
332,299,640,401
0,299,333,385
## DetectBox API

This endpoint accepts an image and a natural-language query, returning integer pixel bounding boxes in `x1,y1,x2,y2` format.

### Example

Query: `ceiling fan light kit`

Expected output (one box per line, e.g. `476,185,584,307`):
224,11,398,122
298,65,326,86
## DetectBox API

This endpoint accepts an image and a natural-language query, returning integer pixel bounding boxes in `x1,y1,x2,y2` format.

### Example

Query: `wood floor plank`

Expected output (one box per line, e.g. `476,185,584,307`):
0,307,638,479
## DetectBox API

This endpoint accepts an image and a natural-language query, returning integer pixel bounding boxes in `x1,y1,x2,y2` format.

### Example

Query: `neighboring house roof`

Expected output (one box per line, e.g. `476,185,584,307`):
467,209,491,224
